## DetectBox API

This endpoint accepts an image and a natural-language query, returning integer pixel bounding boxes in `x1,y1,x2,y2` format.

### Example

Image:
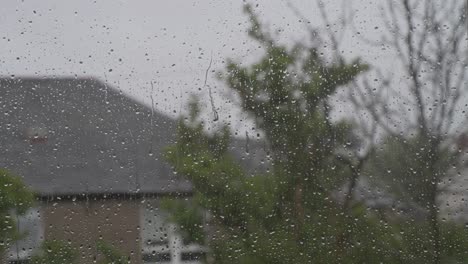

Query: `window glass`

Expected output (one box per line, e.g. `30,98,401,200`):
141,200,205,264
7,208,43,263
0,1,466,263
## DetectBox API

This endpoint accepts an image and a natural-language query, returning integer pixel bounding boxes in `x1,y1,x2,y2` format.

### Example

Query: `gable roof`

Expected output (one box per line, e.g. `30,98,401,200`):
0,77,269,197
0,77,193,196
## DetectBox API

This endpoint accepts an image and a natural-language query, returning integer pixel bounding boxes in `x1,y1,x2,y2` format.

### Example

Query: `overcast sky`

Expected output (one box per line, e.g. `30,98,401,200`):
1,0,392,132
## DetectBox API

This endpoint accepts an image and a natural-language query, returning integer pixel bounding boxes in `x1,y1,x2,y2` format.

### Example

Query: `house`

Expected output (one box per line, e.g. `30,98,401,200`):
0,77,266,264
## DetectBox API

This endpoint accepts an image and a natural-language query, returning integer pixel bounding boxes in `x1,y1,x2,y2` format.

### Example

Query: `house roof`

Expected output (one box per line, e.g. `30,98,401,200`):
0,77,268,197
0,77,190,196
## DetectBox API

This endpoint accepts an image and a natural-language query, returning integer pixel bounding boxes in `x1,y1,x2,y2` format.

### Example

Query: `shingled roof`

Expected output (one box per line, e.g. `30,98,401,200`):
0,77,193,196
0,77,268,197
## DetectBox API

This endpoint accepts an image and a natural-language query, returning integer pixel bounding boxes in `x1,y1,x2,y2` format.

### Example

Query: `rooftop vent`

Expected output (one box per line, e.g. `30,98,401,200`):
25,124,48,143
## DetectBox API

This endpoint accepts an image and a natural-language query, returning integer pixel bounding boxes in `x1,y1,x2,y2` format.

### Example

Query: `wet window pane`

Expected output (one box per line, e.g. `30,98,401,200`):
0,0,467,263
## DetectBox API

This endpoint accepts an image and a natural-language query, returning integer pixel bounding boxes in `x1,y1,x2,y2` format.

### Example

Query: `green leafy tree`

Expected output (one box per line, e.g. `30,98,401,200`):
161,5,412,264
30,240,130,264
364,136,468,262
30,240,77,264
349,1,467,262
0,169,34,257
96,240,130,264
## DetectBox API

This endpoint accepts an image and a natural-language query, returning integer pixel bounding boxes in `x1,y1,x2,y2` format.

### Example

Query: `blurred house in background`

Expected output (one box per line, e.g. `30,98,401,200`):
0,77,266,264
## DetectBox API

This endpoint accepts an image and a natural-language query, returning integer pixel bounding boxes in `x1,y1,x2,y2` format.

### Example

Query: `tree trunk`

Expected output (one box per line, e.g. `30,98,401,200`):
427,138,441,264
336,161,362,252
294,178,304,240
429,188,441,264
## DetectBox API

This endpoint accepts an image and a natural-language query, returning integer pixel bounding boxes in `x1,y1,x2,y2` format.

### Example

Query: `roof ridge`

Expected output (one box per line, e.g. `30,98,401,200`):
0,75,100,81
0,75,176,123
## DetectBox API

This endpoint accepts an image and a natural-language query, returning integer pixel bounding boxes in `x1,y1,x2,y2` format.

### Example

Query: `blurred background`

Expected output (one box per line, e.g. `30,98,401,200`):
0,0,467,263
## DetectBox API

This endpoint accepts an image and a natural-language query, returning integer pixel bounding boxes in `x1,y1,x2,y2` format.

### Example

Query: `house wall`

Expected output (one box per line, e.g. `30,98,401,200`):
41,198,141,264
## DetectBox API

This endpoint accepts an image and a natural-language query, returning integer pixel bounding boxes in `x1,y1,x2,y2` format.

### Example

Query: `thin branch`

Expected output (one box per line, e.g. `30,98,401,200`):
203,52,218,122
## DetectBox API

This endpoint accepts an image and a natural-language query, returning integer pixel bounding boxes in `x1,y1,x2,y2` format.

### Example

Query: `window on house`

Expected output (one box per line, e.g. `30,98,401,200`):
140,200,205,264
6,208,43,263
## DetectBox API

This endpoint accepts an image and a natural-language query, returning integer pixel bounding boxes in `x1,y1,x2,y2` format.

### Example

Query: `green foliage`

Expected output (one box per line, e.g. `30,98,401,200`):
365,136,455,209
163,4,371,263
363,135,468,261
30,240,130,264
161,197,206,244
438,223,468,263
96,240,130,264
30,240,77,264
0,169,34,255
163,4,468,263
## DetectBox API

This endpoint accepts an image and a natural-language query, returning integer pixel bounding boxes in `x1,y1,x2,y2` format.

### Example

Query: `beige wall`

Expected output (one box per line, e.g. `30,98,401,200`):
42,198,141,264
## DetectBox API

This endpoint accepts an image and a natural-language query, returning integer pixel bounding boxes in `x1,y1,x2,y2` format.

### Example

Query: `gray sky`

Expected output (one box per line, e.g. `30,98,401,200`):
0,0,390,132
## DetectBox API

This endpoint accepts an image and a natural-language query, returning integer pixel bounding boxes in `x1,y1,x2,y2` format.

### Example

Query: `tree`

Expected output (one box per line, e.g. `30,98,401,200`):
30,240,78,264
0,171,77,264
95,240,130,264
0,169,34,258
30,239,130,264
347,1,467,262
364,136,468,263
162,4,405,263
